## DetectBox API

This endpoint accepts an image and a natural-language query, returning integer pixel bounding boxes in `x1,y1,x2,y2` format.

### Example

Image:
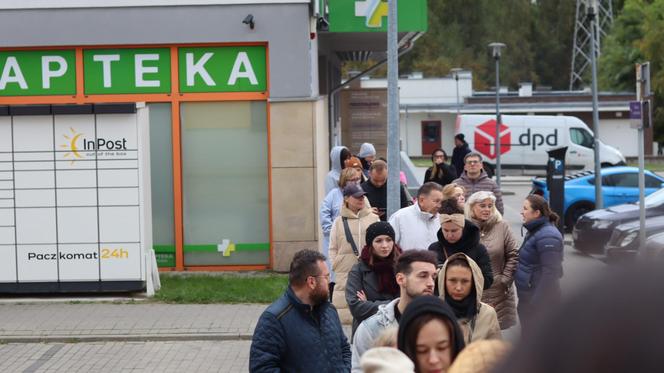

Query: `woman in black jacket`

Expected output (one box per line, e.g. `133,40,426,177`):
424,148,457,187
428,199,494,290
345,221,402,336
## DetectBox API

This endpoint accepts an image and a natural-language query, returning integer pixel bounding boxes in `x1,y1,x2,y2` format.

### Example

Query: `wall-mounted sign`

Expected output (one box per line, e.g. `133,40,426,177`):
0,46,267,96
328,0,428,33
0,50,76,96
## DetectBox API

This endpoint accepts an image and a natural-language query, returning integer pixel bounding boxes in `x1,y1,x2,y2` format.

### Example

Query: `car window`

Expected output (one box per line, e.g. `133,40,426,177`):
608,173,639,188
645,174,662,189
587,175,614,186
570,128,594,148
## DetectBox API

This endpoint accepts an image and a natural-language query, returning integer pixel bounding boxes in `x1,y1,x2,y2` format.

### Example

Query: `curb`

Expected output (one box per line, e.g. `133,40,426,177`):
0,333,254,344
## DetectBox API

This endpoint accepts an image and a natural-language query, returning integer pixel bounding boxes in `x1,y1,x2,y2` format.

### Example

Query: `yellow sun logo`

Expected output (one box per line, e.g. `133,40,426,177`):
60,127,84,165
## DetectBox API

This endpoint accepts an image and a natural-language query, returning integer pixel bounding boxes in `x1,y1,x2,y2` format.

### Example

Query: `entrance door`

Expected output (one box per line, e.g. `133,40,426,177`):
421,121,441,155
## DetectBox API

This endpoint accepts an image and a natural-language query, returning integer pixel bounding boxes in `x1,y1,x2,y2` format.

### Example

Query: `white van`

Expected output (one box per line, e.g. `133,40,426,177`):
455,114,625,173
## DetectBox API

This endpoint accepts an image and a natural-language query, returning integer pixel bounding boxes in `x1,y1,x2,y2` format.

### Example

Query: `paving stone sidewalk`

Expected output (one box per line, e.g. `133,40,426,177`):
0,303,266,343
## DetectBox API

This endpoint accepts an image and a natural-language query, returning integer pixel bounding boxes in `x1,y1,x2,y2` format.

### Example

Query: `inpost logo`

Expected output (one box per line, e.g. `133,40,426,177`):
60,127,128,164
60,127,85,164
355,0,388,28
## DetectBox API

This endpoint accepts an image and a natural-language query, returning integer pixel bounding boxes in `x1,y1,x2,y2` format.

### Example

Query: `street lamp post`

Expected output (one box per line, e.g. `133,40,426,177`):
450,67,463,115
588,0,603,209
489,42,506,188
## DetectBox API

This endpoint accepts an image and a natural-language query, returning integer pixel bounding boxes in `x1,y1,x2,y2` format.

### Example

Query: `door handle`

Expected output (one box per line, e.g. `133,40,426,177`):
570,151,577,154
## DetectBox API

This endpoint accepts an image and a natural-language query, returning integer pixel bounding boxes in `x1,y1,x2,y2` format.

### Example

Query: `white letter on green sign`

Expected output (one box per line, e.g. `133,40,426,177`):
93,54,120,88
228,52,258,86
186,52,215,87
135,54,160,88
0,57,28,90
41,56,68,89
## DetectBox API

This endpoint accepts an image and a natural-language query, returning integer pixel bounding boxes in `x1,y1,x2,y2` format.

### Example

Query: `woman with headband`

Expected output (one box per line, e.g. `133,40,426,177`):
428,199,494,290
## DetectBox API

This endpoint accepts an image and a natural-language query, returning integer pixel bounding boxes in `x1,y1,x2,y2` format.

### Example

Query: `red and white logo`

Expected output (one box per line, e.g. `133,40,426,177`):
474,120,511,160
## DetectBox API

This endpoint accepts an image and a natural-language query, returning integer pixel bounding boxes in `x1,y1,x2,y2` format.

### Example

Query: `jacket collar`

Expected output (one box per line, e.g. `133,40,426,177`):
286,286,328,314
414,201,437,221
524,216,549,233
460,169,488,183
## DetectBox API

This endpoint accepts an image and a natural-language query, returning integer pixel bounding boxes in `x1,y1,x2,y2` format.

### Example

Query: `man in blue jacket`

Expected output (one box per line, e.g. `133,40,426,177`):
250,249,351,372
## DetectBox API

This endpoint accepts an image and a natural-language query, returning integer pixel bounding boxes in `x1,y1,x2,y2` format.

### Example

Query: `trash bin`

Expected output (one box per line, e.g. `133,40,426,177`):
546,147,567,233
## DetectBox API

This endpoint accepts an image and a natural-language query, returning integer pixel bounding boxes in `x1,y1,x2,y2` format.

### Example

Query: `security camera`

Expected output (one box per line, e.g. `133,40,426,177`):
317,16,329,32
242,14,255,29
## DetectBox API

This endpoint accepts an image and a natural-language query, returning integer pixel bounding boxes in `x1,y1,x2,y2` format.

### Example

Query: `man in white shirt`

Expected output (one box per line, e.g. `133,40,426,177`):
388,182,443,251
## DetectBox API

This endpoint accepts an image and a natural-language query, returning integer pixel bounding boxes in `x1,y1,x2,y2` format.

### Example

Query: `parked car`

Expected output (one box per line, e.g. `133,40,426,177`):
644,232,664,257
604,215,664,263
573,188,664,254
531,166,664,229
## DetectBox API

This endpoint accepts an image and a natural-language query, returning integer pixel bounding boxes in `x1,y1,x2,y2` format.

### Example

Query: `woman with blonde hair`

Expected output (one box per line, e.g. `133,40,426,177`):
320,167,363,286
329,183,379,324
442,183,466,210
465,191,519,330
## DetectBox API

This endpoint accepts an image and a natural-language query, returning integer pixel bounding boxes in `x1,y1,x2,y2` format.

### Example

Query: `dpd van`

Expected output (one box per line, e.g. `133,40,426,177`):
455,115,625,173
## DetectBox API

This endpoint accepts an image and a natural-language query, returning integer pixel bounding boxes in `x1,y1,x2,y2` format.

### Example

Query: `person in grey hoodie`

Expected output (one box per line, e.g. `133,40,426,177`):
452,152,504,214
358,142,376,178
350,250,438,372
325,146,352,195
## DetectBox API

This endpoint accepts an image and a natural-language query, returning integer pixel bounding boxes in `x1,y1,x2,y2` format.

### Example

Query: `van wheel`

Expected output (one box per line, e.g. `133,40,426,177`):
565,202,594,231
483,162,495,178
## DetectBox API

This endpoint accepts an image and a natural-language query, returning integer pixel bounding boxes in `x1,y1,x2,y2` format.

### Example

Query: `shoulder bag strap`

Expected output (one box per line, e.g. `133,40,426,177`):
342,217,360,256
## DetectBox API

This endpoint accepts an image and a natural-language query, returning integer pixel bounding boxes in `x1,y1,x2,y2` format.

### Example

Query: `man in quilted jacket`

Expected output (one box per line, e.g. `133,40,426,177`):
250,249,351,372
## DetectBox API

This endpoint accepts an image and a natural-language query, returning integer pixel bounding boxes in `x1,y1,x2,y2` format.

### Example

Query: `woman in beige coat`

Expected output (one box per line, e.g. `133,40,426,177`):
329,183,379,324
438,252,502,344
465,191,519,329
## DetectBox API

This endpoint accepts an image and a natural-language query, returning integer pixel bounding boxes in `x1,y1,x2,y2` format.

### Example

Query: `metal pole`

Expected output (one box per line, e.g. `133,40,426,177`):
450,68,462,115
386,0,400,218
495,57,502,187
636,63,647,258
589,3,603,209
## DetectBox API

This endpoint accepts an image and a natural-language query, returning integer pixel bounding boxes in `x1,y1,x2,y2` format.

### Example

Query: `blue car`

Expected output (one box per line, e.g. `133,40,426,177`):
530,166,664,228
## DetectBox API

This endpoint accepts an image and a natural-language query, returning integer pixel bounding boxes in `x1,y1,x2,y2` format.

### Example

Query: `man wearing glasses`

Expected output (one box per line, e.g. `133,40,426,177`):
452,152,505,214
250,249,351,372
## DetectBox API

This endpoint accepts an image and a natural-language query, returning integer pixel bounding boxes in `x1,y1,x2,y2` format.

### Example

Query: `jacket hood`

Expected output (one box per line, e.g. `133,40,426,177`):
436,219,481,250
375,297,400,328
438,253,485,309
397,295,465,358
330,146,348,173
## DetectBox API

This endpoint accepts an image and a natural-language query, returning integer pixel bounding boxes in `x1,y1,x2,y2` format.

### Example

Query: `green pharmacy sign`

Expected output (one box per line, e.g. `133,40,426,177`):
328,0,428,32
0,46,267,96
0,50,76,96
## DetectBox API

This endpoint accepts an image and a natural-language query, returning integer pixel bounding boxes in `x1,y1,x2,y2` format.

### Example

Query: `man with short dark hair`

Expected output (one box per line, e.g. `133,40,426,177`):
388,182,444,251
452,152,504,214
250,249,351,372
361,160,412,221
350,250,438,372
451,133,472,175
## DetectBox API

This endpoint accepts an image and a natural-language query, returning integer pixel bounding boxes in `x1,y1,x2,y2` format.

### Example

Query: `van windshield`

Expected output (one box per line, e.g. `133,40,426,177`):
570,128,594,148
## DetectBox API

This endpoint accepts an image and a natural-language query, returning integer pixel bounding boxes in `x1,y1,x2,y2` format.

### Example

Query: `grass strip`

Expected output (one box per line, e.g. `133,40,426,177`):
154,273,288,304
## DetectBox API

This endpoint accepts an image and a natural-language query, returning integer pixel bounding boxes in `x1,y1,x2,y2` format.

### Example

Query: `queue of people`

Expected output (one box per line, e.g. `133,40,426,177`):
250,141,566,373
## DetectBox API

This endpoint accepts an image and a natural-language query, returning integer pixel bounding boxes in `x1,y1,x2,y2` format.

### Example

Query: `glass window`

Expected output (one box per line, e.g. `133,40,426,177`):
181,101,269,266
587,175,614,186
148,103,175,267
570,128,594,148
608,173,639,188
645,175,663,189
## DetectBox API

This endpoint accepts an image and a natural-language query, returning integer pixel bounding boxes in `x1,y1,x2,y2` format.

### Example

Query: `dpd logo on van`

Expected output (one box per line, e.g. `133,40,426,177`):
474,120,511,160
